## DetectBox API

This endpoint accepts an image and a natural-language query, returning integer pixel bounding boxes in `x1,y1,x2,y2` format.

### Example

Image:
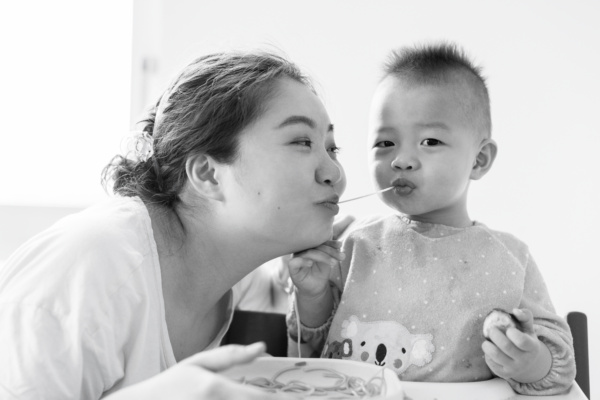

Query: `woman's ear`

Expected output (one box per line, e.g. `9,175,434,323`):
470,138,497,180
185,154,225,201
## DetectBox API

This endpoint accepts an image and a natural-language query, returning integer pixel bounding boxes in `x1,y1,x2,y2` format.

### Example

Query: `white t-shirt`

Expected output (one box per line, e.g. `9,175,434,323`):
0,196,236,399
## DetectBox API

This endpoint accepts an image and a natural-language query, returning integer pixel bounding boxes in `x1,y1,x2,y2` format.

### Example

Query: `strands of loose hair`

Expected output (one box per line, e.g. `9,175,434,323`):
239,361,387,398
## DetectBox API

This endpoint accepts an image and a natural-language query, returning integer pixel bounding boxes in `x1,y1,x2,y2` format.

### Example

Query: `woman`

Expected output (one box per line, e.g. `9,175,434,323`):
0,51,346,399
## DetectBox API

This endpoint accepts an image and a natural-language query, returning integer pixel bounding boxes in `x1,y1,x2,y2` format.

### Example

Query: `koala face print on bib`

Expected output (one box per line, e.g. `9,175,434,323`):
322,315,435,376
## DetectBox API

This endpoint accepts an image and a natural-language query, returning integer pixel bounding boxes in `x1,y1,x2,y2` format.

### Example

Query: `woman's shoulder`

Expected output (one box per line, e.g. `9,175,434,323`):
57,195,149,236
42,196,153,254
0,196,158,301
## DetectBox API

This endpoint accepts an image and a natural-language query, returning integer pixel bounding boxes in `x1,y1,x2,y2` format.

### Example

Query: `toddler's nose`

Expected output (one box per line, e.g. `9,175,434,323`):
391,158,419,170
391,150,420,170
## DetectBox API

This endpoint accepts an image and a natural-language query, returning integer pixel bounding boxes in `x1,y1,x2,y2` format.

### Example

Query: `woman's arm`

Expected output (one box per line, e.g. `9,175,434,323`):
105,343,296,400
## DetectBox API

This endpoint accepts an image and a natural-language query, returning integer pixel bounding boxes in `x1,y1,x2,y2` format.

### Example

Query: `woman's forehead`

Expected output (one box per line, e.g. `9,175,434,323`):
261,78,331,130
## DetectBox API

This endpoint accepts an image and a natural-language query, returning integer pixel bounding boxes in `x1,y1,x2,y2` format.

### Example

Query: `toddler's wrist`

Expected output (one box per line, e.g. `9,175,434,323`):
295,285,331,304
515,339,552,384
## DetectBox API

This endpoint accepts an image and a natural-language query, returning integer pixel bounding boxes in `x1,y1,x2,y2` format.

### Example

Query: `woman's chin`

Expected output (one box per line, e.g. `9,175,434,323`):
297,229,333,251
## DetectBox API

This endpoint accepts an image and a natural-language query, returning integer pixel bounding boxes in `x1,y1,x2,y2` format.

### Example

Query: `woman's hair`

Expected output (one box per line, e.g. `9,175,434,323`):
102,51,312,207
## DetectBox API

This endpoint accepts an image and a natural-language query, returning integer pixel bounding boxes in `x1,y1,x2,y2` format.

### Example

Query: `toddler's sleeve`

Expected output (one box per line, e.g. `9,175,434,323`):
507,252,576,395
285,228,358,358
286,283,342,358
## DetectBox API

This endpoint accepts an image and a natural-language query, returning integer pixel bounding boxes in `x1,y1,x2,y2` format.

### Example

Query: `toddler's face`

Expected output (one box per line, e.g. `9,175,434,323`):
367,76,483,227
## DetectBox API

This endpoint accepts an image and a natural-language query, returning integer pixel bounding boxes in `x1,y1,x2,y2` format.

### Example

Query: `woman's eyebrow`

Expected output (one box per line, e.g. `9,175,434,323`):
277,115,316,129
277,116,334,133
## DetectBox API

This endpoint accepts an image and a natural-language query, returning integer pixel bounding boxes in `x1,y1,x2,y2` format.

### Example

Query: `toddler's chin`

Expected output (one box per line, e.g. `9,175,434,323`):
381,197,405,214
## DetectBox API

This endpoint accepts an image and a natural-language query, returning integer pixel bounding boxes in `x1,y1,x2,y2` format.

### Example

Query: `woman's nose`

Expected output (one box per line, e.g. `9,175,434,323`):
316,155,344,188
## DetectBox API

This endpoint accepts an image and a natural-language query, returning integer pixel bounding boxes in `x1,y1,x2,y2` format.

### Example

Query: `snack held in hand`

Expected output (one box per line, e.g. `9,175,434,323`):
483,309,520,339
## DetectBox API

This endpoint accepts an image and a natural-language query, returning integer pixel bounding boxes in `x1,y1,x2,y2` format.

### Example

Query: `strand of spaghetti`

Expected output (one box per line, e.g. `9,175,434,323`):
293,289,302,357
274,366,346,393
338,186,394,204
240,364,386,398
366,365,388,396
272,365,305,383
304,368,348,391
303,368,365,395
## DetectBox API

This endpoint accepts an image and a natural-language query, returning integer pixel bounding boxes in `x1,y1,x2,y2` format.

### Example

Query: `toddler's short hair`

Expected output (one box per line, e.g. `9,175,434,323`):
383,42,491,139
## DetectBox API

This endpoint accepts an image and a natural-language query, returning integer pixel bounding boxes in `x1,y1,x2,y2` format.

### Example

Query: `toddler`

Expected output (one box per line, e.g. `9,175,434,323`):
286,42,575,395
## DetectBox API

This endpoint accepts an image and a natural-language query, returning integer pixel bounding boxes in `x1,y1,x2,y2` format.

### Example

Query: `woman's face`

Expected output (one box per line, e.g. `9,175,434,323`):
220,77,346,253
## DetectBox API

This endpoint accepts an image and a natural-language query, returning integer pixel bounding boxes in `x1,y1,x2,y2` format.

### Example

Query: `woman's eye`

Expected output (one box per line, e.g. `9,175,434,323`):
375,140,395,148
422,138,442,146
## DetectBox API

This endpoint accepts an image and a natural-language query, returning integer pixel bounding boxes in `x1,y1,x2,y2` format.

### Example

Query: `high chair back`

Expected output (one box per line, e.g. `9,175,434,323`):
221,310,288,357
567,311,590,399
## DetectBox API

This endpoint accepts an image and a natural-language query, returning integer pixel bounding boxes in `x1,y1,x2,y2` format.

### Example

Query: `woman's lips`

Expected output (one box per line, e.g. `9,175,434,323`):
319,201,340,214
318,194,340,214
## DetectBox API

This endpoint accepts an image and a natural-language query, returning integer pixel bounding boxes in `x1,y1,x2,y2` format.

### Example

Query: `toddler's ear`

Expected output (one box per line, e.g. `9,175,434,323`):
470,138,497,180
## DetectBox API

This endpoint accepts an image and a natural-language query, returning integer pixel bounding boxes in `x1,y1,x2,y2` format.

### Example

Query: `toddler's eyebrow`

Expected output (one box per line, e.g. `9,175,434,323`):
416,122,450,131
277,115,334,132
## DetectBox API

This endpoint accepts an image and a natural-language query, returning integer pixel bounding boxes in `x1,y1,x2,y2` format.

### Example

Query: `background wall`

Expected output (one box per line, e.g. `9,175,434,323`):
1,0,598,392
0,1,133,207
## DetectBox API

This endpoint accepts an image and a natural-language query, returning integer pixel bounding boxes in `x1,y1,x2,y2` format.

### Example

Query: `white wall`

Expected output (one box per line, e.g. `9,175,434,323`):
0,1,133,208
133,0,599,390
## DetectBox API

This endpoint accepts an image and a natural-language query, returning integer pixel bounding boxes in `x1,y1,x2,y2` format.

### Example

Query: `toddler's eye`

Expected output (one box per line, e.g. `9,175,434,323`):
421,138,442,146
328,145,341,154
375,140,395,148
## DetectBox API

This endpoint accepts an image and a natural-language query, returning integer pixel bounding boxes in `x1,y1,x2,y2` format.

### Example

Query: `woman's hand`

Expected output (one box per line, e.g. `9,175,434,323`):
482,308,552,384
105,343,296,399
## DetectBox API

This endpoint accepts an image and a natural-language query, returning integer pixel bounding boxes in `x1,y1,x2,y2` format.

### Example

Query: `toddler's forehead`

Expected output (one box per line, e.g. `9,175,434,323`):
372,75,470,117
370,75,486,140
382,72,482,104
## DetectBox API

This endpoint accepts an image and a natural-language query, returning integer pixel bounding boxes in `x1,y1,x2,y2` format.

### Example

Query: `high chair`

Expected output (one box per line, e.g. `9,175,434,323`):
221,310,288,357
567,311,590,399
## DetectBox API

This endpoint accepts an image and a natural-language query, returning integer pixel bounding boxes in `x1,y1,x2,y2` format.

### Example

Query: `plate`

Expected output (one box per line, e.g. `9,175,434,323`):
221,357,403,399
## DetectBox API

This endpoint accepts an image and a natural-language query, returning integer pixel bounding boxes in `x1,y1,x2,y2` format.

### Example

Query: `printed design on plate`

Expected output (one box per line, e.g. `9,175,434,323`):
323,315,435,376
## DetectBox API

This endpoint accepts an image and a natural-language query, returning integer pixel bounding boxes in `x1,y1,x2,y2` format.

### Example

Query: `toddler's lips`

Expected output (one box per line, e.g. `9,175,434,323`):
395,185,414,195
391,178,415,195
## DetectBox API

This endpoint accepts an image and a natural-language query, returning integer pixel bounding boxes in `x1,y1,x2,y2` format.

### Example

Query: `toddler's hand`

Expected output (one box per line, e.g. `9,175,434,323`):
332,214,356,240
288,240,345,298
482,308,552,384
